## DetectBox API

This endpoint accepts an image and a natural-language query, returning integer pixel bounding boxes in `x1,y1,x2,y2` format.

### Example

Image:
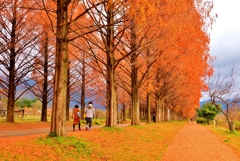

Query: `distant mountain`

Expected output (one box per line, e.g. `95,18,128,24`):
0,75,106,111
200,100,230,110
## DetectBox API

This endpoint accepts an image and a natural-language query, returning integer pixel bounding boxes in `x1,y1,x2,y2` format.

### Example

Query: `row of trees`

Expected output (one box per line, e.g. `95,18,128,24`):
0,0,216,136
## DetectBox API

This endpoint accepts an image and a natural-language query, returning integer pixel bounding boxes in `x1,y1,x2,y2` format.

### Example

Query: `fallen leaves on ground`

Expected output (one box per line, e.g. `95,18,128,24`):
0,121,185,161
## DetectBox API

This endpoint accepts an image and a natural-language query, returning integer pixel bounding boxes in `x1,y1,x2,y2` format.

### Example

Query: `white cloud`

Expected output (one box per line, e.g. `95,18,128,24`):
209,0,240,69
202,0,240,101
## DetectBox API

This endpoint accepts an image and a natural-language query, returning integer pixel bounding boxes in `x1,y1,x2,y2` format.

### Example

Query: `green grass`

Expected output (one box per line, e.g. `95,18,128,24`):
0,116,106,125
80,118,105,126
0,115,50,122
93,118,105,125
101,126,124,132
234,121,240,130
0,121,186,160
37,136,92,159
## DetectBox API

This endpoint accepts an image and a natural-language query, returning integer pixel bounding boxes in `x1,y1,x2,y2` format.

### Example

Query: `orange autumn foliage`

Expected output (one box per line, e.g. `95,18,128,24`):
0,0,216,125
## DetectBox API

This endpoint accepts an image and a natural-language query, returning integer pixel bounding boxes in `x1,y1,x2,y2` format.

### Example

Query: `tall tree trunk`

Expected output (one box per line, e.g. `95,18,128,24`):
226,116,234,132
7,56,16,122
167,109,170,121
146,48,151,124
50,0,69,136
117,103,119,120
81,56,86,118
130,21,139,125
131,90,139,125
6,2,17,122
66,63,70,121
41,32,49,121
106,65,117,126
105,0,117,127
146,92,151,124
162,106,165,121
139,103,143,120
156,96,162,122
129,106,132,119
122,103,126,121
161,100,165,121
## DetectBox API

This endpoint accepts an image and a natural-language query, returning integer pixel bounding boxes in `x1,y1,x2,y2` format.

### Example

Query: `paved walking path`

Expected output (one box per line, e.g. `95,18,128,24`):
0,127,77,138
161,124,240,161
0,124,129,138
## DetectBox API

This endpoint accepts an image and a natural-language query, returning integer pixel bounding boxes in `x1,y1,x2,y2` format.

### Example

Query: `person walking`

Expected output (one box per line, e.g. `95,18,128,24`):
84,101,95,131
73,105,81,131
153,113,156,123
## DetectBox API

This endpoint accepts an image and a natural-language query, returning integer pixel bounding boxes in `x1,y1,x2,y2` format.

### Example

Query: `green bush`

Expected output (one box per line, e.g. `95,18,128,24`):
196,117,207,123
196,103,220,124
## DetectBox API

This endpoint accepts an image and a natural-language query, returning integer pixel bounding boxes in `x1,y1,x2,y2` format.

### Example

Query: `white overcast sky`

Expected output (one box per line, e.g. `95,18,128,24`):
201,0,240,101
209,0,240,69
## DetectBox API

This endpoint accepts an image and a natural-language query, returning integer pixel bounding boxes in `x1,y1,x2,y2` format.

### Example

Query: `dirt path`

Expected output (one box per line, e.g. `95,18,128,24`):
161,124,240,161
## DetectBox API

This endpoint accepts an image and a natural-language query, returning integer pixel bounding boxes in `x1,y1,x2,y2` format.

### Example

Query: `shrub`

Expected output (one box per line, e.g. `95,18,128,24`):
196,103,220,124
196,117,207,123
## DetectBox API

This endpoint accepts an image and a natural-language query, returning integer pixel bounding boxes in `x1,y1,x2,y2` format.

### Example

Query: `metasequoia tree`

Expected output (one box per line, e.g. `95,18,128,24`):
152,45,210,122
145,48,155,123
22,1,57,122
49,0,70,136
117,86,130,122
61,0,214,126
207,65,240,132
116,46,158,125
82,0,160,126
69,11,107,118
152,55,183,122
149,0,215,122
104,0,116,126
65,45,79,121
66,1,104,121
0,0,40,122
69,51,101,118
115,0,165,125
153,51,210,121
38,0,102,136
68,4,109,115
116,0,212,124
28,30,55,121
78,0,130,126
